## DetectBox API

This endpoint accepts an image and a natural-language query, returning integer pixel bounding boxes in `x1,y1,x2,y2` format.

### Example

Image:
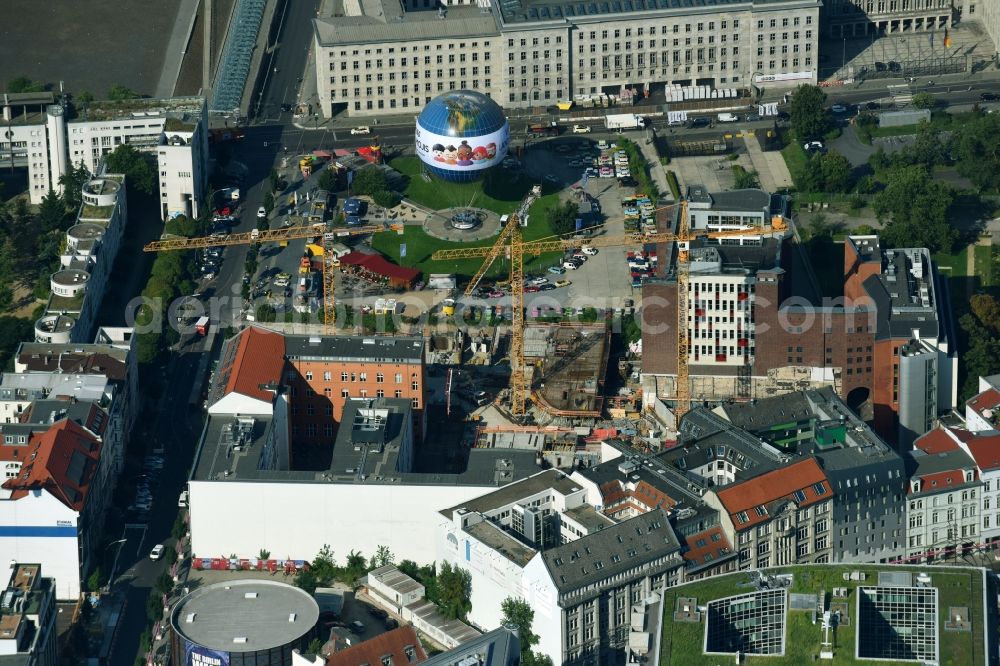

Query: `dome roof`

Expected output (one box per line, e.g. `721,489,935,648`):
416,90,507,138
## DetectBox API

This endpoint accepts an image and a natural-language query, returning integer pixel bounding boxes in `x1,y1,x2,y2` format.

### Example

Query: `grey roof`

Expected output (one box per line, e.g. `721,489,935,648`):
422,627,520,666
906,448,979,495
24,399,99,429
329,398,411,481
541,508,680,593
465,519,538,566
367,565,425,596
284,333,423,363
687,186,771,213
192,410,540,486
314,5,499,46
862,247,940,341
170,579,318,651
563,504,615,533
496,0,819,25
664,408,787,482
686,237,781,275
439,469,581,517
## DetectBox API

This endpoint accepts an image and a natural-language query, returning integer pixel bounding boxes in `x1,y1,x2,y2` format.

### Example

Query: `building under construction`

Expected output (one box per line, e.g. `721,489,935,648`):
523,323,611,418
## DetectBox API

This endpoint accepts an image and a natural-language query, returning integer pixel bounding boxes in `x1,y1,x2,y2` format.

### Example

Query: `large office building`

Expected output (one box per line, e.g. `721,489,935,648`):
643,233,957,447
437,471,684,666
0,563,57,666
0,93,208,220
821,0,962,38
190,326,540,566
313,0,822,118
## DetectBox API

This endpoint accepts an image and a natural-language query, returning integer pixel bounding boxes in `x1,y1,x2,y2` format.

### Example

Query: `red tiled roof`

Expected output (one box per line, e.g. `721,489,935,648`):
339,252,420,283
682,525,733,569
963,434,1000,471
326,626,426,666
914,427,969,455
918,469,975,492
1,420,101,512
597,479,677,514
967,387,1000,413
716,458,830,531
221,327,286,403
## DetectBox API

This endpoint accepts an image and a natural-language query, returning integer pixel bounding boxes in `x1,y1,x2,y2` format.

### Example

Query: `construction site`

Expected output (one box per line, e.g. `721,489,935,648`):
524,323,611,418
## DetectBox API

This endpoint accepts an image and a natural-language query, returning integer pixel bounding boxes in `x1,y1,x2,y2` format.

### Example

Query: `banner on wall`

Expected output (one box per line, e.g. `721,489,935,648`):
185,641,229,666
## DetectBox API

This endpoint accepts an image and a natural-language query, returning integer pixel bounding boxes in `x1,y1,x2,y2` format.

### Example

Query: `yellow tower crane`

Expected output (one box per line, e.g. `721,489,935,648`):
432,200,786,418
143,222,392,329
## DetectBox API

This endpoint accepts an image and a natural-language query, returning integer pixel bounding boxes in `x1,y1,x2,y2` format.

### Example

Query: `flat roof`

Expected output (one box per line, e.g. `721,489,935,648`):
314,5,498,46
440,469,580,517
284,333,424,363
687,186,771,214
495,0,820,25
170,579,318,652
76,96,205,123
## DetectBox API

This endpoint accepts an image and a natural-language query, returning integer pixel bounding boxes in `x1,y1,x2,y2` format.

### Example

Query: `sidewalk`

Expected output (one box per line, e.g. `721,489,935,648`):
637,138,673,203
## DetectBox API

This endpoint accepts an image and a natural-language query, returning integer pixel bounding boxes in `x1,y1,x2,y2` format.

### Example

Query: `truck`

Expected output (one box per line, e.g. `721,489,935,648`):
195,316,210,336
527,121,560,136
605,114,646,131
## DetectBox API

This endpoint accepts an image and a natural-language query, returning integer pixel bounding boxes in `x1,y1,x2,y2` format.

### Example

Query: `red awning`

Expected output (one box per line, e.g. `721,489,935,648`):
339,252,420,283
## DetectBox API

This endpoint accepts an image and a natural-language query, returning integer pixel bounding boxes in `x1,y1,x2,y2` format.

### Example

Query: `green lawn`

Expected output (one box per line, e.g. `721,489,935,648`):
867,110,982,140
660,565,986,666
932,246,969,278
374,157,566,280
780,141,807,189
974,244,993,288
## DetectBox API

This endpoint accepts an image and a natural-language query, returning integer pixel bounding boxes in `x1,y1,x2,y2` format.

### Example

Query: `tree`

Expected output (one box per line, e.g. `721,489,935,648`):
318,168,339,192
872,165,956,253
0,285,13,313
970,294,1000,335
58,161,91,211
311,544,337,584
38,189,66,232
0,317,35,369
352,165,388,196
373,190,401,208
373,545,395,568
732,165,760,189
548,199,580,236
911,91,937,110
307,638,324,656
255,304,277,322
76,90,95,107
817,151,852,193
952,112,1000,192
263,192,275,215
789,84,830,141
107,84,139,101
501,597,541,662
294,568,319,595
6,76,43,93
87,566,104,592
344,550,368,582
154,571,174,596
104,144,155,194
436,561,472,620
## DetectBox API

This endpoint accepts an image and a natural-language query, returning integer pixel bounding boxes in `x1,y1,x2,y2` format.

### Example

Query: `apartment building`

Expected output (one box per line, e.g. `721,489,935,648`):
438,475,683,666
35,175,127,345
686,185,789,232
0,93,208,219
0,564,57,666
964,375,1000,433
903,427,981,561
716,388,907,563
704,457,835,569
313,0,821,118
643,234,957,447
821,0,956,38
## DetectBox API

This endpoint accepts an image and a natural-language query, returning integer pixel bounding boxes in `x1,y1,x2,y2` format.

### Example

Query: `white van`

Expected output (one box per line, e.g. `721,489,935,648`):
717,113,739,123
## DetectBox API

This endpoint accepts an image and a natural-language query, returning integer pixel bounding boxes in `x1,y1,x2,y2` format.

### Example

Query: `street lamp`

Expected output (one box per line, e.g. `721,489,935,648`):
103,537,129,593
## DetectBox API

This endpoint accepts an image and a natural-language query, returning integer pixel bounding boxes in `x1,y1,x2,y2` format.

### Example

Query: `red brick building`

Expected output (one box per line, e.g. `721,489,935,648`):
642,235,956,446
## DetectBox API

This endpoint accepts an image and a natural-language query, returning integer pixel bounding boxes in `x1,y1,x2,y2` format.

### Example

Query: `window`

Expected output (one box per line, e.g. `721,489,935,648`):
736,511,750,523
376,372,384,383
323,371,332,381
341,389,349,398
305,372,313,380
341,372,348,381
812,482,826,496
395,373,402,383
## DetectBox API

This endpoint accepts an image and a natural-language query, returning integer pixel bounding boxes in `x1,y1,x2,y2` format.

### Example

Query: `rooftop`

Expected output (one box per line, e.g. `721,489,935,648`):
495,0,820,25
209,326,286,405
326,626,427,666
284,330,424,362
14,343,128,379
686,237,782,275
715,458,831,531
440,469,582,517
686,186,771,213
659,564,987,666
906,445,978,497
2,420,101,512
76,96,205,123
422,627,519,666
169,579,318,652
465,519,538,567
315,3,499,46
367,565,425,597
862,247,940,341
541,508,681,593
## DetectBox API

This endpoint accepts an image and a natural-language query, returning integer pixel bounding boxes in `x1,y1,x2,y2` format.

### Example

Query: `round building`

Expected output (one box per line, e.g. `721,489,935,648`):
169,579,318,666
415,89,509,182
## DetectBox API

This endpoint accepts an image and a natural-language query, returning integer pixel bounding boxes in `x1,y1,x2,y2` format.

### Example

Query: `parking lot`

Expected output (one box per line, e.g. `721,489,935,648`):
512,137,645,309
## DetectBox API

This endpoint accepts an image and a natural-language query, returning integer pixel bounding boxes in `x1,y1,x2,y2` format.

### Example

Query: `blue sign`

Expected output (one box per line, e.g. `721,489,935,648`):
185,641,229,666
347,171,354,186
575,219,584,231
400,243,407,258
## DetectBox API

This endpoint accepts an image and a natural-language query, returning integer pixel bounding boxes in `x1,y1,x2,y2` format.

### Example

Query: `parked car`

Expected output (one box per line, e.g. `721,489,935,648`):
981,92,999,102
582,246,598,256
368,607,388,620
548,266,566,275
562,261,579,270
554,279,572,288
524,285,541,293
149,544,165,561
688,117,711,128
572,124,592,133
831,104,848,113
527,277,548,286
745,113,760,122
351,126,371,135
257,206,266,219
538,283,556,291
487,289,505,298
803,140,825,153
349,620,366,634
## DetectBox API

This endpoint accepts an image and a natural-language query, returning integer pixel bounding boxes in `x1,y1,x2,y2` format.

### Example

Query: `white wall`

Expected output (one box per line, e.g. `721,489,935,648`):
0,492,80,599
521,555,562,666
208,393,273,416
436,520,526,632
189,481,494,565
